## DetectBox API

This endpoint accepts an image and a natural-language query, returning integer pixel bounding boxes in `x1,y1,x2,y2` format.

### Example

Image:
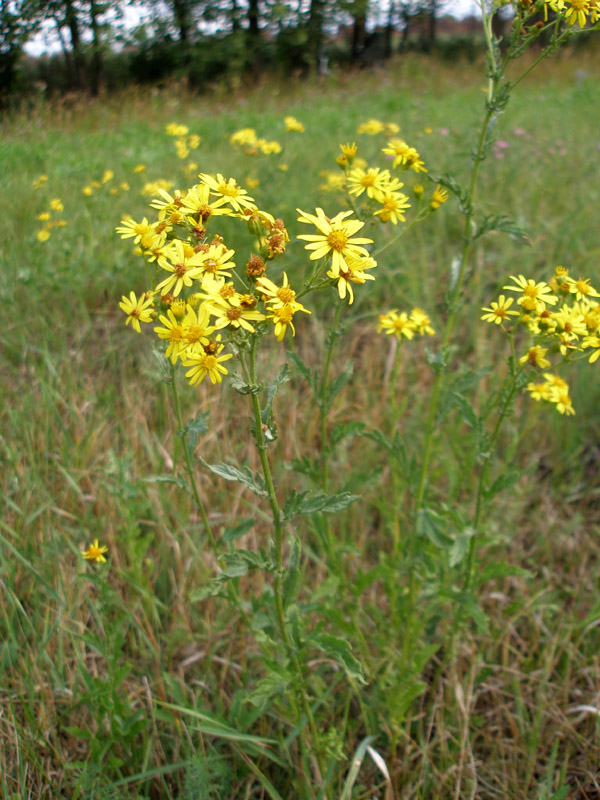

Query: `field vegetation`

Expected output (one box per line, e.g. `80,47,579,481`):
1,44,600,799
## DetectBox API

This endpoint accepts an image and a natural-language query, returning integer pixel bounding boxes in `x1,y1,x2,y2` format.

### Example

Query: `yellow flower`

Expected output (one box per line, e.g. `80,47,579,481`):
102,170,114,184
154,309,188,363
340,142,358,159
284,115,304,132
199,173,256,213
358,118,385,135
481,295,519,324
373,191,411,225
83,186,93,196
188,134,201,149
430,185,449,210
156,239,205,297
204,292,266,333
133,164,146,173
36,229,51,242
582,334,600,363
503,275,558,313
119,291,155,333
266,303,310,341
327,254,376,305
38,212,51,221
296,207,373,277
565,276,600,302
410,308,435,336
50,198,63,212
183,345,233,385
519,346,551,369
166,123,189,137
116,216,153,244
257,272,299,308
82,539,108,563
347,167,391,201
377,310,417,340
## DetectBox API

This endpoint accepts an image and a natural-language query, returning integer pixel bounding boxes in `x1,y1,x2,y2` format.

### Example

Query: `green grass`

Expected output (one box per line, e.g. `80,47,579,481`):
1,49,600,798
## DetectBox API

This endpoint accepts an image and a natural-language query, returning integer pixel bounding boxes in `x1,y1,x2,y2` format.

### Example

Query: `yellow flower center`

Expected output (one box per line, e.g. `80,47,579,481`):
226,308,242,320
522,284,539,298
169,327,185,342
220,284,236,298
570,0,587,9
575,279,590,294
277,306,294,323
277,287,296,303
202,355,218,370
186,325,205,343
218,183,239,197
361,174,376,187
327,230,348,252
204,259,218,273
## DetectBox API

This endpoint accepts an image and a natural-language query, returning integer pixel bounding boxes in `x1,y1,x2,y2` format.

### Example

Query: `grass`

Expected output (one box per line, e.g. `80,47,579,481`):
1,48,600,798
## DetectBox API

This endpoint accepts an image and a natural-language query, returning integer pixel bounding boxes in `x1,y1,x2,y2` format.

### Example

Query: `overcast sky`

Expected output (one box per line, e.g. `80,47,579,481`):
24,0,482,57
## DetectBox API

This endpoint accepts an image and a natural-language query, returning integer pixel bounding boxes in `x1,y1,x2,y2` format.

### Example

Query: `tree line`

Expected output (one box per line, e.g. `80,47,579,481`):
1,0,469,100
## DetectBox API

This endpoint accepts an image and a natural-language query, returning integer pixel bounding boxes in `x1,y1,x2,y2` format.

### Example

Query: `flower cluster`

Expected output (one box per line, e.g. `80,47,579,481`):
377,308,436,339
117,173,316,386
36,197,67,241
229,128,283,156
165,122,201,160
482,266,600,413
544,0,599,27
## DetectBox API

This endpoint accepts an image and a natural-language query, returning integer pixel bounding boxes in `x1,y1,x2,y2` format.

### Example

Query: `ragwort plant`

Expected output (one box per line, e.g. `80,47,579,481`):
108,1,600,795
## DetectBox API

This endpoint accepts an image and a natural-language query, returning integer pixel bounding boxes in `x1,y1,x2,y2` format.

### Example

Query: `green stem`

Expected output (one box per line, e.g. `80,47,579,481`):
244,337,326,784
412,56,498,523
320,300,344,493
463,363,524,593
169,363,218,555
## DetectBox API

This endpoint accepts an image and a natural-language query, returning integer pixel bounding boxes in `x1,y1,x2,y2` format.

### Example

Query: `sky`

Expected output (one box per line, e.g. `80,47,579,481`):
24,0,482,57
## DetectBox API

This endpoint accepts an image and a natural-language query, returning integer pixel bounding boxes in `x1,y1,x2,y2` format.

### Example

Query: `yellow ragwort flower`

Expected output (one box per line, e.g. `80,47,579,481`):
82,539,109,563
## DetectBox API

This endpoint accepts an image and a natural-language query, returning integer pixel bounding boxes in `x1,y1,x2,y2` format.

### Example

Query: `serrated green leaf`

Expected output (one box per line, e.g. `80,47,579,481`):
228,372,261,395
473,214,531,245
288,351,317,392
179,412,210,451
483,467,522,502
199,460,268,498
312,633,366,684
329,421,365,448
283,490,359,519
223,517,255,545
246,666,293,708
143,473,190,493
416,508,453,548
326,360,353,410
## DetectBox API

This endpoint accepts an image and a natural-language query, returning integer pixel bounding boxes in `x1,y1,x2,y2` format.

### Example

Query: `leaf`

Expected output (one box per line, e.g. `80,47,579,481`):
325,360,354,411
199,460,267,498
483,467,522,502
179,412,209,451
360,427,410,475
312,633,367,684
246,666,293,708
339,736,377,800
473,214,531,246
288,351,317,392
260,363,290,444
223,517,255,546
283,490,359,520
228,372,261,395
448,526,476,567
151,346,171,383
329,421,365,449
143,473,190,493
416,508,453,548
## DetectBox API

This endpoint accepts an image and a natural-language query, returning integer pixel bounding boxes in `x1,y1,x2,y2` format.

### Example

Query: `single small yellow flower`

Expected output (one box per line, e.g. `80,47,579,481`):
377,310,417,340
119,291,155,333
519,346,551,369
36,229,51,242
481,295,519,324
82,539,109,563
430,185,449,211
284,116,305,132
38,212,51,221
50,198,64,212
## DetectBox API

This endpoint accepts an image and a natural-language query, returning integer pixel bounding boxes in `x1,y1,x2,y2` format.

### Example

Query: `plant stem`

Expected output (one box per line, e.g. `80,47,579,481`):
169,364,218,555
320,300,344,493
244,336,327,784
463,363,524,592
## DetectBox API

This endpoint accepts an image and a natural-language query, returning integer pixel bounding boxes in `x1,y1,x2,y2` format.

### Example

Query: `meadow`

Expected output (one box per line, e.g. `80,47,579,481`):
1,43,600,799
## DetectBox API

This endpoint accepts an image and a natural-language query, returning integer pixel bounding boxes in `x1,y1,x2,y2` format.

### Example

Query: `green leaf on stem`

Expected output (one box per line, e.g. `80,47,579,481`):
223,517,255,546
282,490,359,520
246,665,293,708
143,473,190,494
199,460,268,498
324,360,354,411
473,214,531,245
288,351,318,393
311,632,367,685
178,411,210,451
228,372,262,395
416,508,453,548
